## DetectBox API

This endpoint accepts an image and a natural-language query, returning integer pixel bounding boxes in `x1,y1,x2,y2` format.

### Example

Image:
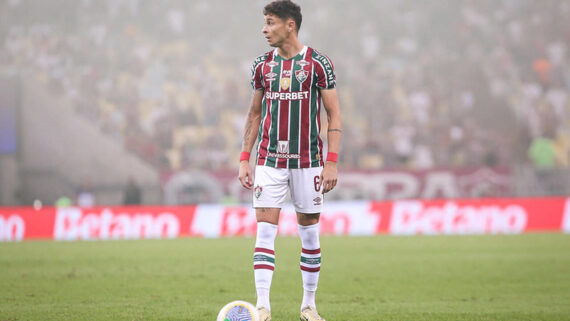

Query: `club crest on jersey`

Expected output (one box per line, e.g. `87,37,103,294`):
296,59,309,67
254,185,263,199
295,70,309,83
280,77,291,90
267,61,279,68
277,140,290,154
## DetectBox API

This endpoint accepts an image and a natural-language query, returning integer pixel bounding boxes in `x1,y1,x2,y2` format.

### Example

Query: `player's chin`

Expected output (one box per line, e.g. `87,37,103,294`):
267,39,279,47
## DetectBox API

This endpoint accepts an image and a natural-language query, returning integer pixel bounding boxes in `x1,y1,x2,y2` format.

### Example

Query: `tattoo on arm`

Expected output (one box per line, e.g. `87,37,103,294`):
243,110,255,140
244,122,252,140
328,128,343,133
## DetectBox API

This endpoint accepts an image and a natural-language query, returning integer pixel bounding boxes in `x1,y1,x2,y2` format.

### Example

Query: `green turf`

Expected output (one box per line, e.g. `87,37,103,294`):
1,234,569,320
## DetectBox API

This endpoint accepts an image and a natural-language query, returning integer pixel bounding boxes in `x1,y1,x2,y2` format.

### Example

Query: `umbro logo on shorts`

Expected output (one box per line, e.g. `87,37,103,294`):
313,197,322,206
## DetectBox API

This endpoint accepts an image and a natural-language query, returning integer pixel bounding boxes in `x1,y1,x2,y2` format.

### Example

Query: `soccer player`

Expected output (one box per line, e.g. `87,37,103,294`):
238,1,342,320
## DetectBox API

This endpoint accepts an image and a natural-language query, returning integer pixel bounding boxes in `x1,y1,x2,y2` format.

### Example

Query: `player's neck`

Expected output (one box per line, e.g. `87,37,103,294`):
277,39,304,60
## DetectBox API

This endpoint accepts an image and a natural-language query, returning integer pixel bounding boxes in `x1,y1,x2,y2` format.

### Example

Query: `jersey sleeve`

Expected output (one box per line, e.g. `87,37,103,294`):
313,51,336,89
250,53,267,90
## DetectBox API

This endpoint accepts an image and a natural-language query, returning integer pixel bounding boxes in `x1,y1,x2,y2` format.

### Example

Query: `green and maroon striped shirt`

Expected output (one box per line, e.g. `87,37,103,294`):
251,46,336,168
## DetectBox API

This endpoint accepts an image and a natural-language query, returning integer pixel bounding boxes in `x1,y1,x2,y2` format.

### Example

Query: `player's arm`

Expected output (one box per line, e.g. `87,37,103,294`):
319,88,342,194
238,89,264,189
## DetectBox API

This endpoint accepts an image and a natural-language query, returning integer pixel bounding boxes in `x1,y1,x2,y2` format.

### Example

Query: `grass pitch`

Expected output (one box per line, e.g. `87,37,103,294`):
1,234,569,321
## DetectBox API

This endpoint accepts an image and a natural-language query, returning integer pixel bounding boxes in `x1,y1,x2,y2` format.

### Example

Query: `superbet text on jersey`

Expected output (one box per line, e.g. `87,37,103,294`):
251,46,336,169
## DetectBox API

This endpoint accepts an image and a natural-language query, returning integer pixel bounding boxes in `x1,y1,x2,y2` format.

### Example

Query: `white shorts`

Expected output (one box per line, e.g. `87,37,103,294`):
252,165,324,214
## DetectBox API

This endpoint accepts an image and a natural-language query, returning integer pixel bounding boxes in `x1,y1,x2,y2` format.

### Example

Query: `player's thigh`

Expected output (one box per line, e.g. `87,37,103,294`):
289,167,323,214
253,165,289,212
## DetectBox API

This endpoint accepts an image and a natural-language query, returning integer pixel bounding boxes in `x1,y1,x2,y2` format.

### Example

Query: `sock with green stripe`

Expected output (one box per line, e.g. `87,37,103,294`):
299,223,321,310
253,222,278,311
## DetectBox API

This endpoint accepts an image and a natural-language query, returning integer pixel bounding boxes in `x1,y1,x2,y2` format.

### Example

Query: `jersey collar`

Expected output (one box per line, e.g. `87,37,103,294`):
273,45,308,61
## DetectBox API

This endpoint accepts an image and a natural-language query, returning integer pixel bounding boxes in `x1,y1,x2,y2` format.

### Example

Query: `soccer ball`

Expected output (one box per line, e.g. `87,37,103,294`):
216,300,258,321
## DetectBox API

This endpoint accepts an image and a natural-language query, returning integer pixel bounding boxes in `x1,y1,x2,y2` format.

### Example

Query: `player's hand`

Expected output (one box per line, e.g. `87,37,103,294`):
238,161,254,190
319,162,338,194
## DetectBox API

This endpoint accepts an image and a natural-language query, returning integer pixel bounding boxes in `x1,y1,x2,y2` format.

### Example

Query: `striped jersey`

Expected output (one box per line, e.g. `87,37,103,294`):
251,46,336,168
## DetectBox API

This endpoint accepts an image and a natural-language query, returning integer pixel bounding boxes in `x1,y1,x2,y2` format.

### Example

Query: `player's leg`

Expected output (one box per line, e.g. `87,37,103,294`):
252,166,288,317
290,167,326,319
254,208,280,320
297,212,321,311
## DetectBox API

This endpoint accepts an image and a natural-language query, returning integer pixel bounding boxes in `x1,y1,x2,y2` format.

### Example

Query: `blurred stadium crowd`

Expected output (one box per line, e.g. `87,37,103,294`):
1,0,569,177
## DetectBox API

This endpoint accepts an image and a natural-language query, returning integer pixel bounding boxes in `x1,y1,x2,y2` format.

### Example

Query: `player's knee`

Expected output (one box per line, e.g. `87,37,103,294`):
297,213,320,226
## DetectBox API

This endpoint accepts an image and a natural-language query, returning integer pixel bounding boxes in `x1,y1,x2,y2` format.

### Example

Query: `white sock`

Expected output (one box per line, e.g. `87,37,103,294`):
254,222,278,311
298,223,321,310
256,288,270,311
302,290,316,310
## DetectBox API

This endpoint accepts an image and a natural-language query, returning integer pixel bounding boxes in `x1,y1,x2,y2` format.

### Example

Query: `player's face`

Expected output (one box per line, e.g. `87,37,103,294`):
262,14,292,47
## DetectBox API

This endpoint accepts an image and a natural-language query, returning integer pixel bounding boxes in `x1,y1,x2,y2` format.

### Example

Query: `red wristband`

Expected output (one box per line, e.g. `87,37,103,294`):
327,152,338,162
240,151,251,162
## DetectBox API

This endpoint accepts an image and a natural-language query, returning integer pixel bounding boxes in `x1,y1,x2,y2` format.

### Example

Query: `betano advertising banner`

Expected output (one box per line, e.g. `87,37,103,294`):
1,198,569,242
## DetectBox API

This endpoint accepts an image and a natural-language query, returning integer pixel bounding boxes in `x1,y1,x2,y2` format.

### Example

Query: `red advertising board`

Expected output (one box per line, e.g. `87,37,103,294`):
1,197,568,242
369,198,569,235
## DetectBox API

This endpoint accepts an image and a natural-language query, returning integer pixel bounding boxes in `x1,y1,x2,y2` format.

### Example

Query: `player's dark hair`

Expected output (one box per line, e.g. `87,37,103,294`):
264,0,302,32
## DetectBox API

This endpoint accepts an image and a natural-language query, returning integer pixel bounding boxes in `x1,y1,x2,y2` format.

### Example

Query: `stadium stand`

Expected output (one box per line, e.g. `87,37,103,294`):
1,0,569,204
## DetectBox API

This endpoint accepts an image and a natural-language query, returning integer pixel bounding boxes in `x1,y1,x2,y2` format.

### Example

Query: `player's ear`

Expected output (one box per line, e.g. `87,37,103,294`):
287,18,295,33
